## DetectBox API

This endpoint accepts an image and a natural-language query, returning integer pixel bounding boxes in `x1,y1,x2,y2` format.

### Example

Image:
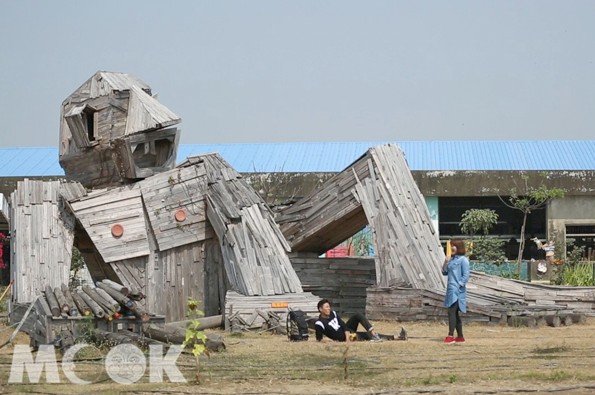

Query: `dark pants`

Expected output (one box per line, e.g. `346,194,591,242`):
345,313,395,341
345,312,373,340
345,313,373,333
448,301,463,337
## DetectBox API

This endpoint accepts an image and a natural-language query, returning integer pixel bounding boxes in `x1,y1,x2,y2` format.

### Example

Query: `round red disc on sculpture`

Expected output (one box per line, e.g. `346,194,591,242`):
174,209,187,222
111,224,124,238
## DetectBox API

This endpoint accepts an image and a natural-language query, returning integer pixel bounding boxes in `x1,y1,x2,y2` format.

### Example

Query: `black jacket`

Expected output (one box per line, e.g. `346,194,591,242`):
315,311,347,341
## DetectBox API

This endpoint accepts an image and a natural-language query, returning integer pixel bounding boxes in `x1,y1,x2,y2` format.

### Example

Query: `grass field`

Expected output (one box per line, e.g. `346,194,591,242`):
1,317,595,394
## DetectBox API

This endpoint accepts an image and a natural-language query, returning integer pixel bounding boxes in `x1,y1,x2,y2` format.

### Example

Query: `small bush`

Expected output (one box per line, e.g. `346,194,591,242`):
561,262,593,286
551,244,593,286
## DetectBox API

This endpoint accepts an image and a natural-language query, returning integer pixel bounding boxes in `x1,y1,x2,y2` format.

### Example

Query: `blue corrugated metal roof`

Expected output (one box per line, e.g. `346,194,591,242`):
1,141,594,177
178,140,595,172
0,147,64,177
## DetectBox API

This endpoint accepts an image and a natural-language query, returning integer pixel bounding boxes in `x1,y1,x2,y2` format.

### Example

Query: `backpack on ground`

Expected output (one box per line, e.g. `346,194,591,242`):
286,309,309,341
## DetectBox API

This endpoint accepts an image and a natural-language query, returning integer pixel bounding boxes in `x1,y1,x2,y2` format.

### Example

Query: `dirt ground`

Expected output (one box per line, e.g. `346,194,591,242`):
1,316,595,394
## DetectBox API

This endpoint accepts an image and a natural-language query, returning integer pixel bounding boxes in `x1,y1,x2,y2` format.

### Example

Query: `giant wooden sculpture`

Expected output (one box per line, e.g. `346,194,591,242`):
11,72,318,326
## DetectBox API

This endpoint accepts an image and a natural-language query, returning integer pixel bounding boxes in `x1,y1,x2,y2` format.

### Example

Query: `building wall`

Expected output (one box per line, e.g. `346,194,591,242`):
413,171,595,197
4,170,594,206
548,196,595,256
549,196,595,220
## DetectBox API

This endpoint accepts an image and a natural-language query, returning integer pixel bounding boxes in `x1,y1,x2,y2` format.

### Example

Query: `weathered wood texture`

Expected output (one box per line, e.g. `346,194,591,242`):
279,144,446,290
366,286,574,325
277,155,371,254
59,71,181,188
225,290,320,332
60,129,181,189
142,324,226,352
194,154,303,296
125,127,180,179
203,238,229,317
17,148,306,321
11,291,166,348
72,220,121,282
277,144,595,321
110,257,147,304
362,146,445,289
9,180,75,303
291,255,376,316
145,242,207,322
291,254,594,322
468,271,595,315
367,271,595,323
139,164,212,251
125,85,180,135
63,174,218,322
60,148,127,189
67,185,150,263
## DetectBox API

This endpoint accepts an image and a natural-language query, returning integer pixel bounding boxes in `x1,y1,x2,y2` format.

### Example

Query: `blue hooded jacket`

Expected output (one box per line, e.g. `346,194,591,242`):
442,254,471,312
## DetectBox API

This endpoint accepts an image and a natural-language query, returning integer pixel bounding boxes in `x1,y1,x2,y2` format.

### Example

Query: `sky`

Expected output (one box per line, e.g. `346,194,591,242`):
1,1,594,147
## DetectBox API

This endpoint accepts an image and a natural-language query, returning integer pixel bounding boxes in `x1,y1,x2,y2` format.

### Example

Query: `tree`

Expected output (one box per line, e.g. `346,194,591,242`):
460,209,499,236
459,209,506,262
499,175,564,272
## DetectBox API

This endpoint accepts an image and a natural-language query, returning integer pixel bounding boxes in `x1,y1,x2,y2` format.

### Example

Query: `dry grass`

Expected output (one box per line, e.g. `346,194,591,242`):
1,317,595,394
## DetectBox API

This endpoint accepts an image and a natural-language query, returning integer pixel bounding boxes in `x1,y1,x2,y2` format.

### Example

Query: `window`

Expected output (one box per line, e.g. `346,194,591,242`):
566,225,595,260
82,106,97,141
64,104,97,147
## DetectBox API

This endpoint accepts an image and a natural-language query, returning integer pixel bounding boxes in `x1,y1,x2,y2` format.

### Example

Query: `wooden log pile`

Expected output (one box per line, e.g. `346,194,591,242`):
38,280,150,321
12,277,227,352
15,279,164,348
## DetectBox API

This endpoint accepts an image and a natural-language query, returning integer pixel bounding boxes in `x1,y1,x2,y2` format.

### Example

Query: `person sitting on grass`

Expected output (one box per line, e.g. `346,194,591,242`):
315,299,407,343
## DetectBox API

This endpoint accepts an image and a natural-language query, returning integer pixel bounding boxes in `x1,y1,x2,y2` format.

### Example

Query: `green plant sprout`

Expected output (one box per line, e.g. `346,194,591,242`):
182,297,209,383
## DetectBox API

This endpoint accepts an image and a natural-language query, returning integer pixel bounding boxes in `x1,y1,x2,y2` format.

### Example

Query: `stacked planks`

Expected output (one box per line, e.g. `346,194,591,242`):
277,152,370,254
278,144,445,290
366,285,577,325
366,271,593,324
10,179,75,303
138,163,211,251
225,290,320,332
65,185,150,263
200,154,303,296
291,254,376,316
360,145,445,289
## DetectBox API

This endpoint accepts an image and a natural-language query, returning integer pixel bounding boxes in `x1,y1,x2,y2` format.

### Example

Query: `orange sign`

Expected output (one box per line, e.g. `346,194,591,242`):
271,302,288,308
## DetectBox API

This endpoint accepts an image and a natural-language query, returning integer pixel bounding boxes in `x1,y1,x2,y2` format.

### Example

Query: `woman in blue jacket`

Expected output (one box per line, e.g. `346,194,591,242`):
441,239,470,343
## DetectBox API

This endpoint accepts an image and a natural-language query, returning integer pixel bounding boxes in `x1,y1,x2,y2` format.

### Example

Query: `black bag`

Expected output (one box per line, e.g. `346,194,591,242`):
287,309,309,341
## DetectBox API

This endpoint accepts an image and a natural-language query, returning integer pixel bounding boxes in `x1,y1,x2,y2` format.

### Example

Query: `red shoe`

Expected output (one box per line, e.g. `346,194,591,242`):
444,336,456,344
455,337,465,343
